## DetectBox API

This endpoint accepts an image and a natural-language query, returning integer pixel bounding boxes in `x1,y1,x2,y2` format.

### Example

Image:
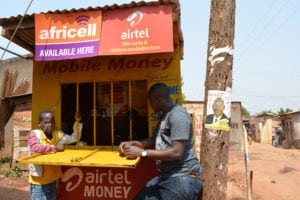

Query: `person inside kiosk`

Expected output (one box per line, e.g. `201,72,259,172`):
60,81,149,146
115,109,148,144
119,83,203,200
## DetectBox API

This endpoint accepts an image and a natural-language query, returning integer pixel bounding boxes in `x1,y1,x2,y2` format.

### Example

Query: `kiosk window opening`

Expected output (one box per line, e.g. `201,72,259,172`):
61,80,149,147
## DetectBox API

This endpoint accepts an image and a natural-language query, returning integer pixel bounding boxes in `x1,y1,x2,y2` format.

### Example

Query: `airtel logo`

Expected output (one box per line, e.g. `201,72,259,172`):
127,11,143,27
61,167,83,191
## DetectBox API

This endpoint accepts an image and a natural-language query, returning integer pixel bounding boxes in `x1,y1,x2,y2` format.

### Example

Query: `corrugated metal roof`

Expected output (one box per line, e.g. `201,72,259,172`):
0,0,183,58
279,111,300,117
0,0,179,22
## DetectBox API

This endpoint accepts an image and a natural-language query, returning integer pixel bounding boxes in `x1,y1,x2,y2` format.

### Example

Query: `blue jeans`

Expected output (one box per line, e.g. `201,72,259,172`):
30,181,57,200
134,175,203,200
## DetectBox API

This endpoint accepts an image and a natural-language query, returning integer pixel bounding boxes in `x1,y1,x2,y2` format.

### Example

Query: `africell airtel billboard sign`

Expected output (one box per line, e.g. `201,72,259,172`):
35,5,173,61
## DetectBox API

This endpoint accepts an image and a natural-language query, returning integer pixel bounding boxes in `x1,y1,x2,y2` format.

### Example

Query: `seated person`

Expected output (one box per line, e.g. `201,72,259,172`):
115,109,148,144
60,112,86,146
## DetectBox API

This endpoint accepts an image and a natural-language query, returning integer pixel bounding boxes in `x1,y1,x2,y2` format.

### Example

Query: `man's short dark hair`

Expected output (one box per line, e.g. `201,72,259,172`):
148,83,170,98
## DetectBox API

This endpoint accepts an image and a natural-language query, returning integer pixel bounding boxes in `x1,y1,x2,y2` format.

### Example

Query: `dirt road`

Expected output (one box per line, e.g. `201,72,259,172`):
0,142,299,199
227,142,300,200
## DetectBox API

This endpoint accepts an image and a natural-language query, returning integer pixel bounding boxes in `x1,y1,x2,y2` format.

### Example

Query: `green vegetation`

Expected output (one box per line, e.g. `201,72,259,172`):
0,155,10,164
277,108,293,115
0,155,22,177
257,108,293,115
241,106,250,118
258,110,276,115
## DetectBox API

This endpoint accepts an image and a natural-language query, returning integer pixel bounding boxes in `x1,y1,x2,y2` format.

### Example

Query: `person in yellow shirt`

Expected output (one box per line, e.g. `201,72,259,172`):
28,110,82,200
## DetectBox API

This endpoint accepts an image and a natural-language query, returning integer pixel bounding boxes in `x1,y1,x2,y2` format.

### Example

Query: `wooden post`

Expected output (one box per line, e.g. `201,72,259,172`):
200,0,236,199
243,125,252,200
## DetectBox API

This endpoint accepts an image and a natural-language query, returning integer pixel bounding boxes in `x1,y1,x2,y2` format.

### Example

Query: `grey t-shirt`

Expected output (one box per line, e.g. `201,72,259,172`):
154,105,201,177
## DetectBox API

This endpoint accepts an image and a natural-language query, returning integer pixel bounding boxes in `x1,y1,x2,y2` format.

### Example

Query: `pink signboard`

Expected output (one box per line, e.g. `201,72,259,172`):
99,4,173,55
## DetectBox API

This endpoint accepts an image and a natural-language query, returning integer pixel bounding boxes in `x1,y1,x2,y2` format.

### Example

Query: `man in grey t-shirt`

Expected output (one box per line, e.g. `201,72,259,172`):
119,83,203,200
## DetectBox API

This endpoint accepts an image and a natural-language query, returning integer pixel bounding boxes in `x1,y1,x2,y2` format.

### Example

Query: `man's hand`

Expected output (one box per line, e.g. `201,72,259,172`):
119,140,147,158
119,141,131,157
55,144,64,151
123,145,143,159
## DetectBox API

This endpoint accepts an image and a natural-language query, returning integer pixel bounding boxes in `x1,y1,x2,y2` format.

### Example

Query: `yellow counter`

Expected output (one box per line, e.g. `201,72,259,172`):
18,148,140,168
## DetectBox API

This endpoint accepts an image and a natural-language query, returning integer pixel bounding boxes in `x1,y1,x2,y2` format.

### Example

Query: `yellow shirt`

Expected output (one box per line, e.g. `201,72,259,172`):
29,129,63,185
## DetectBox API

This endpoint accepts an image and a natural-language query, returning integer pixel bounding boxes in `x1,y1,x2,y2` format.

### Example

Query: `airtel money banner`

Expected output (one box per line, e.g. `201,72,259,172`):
35,11,102,61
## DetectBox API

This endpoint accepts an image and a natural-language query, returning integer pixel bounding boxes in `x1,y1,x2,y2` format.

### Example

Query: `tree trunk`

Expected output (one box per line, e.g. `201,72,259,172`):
200,0,236,199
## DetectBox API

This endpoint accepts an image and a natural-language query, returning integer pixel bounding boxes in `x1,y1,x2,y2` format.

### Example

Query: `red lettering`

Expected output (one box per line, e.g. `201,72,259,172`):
42,59,101,74
126,60,137,69
230,123,238,129
42,62,58,74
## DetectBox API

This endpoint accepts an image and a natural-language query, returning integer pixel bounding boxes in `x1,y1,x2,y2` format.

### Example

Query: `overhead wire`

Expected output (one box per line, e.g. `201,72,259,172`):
225,1,299,112
238,0,278,52
237,0,291,63
0,0,34,61
233,93,300,99
232,0,300,112
238,1,300,66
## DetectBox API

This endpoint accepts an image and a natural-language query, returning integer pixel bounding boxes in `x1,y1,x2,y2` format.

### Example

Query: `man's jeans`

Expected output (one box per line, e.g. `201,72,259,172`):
30,181,57,200
134,175,203,200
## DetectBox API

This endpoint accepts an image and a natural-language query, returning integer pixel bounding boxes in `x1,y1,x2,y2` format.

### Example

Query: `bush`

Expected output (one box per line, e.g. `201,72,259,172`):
0,156,22,178
0,156,11,164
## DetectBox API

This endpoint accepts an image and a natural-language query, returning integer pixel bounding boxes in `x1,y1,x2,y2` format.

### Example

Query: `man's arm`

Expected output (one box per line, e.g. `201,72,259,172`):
120,139,187,160
144,140,187,161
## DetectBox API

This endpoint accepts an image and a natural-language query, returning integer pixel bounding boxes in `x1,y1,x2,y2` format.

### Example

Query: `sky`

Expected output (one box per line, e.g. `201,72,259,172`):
0,0,299,115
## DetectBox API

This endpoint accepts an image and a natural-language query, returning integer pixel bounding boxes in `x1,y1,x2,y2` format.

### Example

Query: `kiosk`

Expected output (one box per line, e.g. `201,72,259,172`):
1,1,184,199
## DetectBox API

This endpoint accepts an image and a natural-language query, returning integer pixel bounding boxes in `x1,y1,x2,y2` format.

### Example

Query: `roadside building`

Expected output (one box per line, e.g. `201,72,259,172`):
279,111,300,149
253,113,281,144
0,57,32,159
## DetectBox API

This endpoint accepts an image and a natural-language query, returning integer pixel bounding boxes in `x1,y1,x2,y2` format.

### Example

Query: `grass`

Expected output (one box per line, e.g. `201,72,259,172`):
0,155,22,177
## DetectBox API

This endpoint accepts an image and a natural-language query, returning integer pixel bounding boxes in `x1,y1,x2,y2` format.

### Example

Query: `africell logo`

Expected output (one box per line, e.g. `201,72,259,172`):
75,15,90,25
127,11,143,27
38,15,97,40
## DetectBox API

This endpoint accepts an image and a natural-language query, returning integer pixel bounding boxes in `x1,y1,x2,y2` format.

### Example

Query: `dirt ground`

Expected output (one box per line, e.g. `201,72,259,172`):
226,142,300,200
0,176,29,200
0,142,299,200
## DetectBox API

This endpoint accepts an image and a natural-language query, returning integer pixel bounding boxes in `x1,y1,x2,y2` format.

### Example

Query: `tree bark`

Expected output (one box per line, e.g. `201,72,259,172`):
200,0,236,199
